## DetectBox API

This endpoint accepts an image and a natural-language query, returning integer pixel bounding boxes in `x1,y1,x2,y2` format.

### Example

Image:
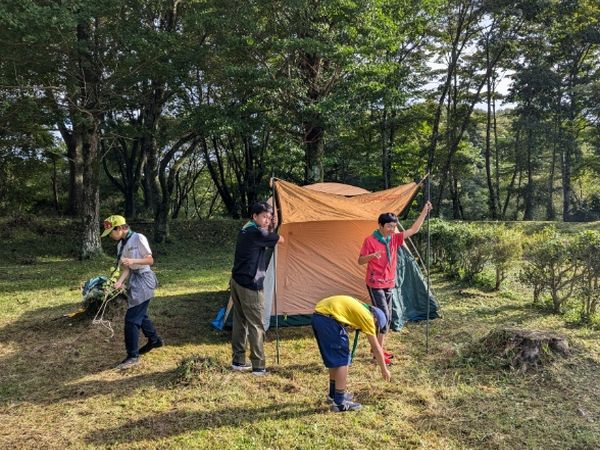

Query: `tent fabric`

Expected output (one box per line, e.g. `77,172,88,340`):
273,179,419,224
264,179,421,320
303,182,370,196
212,179,437,331
391,246,440,330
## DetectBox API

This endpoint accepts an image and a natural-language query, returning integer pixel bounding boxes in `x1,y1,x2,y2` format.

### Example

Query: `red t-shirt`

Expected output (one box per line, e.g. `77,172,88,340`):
360,231,405,289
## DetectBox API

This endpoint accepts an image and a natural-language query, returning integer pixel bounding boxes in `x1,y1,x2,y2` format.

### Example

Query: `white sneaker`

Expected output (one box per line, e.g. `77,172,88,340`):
231,362,252,372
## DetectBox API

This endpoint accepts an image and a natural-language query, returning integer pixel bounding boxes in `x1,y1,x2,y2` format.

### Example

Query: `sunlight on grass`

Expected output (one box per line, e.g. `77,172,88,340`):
1,220,599,449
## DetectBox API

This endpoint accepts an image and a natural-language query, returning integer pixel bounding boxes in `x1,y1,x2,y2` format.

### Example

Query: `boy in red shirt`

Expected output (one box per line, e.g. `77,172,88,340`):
358,201,432,360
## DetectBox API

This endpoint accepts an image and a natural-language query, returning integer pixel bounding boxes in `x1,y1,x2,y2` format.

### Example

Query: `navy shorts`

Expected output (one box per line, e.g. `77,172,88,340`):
311,313,351,368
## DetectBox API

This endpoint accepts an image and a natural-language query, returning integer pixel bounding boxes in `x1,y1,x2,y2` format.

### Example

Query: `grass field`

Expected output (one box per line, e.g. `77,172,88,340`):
0,218,599,449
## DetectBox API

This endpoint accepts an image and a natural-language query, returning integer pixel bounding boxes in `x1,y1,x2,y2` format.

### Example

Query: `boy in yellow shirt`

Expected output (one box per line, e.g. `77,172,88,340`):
312,295,391,412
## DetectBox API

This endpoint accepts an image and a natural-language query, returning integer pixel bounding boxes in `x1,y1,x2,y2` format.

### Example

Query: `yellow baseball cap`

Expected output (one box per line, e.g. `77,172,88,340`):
101,215,127,237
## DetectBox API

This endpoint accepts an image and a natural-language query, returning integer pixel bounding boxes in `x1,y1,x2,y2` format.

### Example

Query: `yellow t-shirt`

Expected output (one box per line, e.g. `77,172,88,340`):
314,295,376,336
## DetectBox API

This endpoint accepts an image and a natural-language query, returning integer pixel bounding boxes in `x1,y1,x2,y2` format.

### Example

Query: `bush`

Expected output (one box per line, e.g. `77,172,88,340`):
429,220,496,283
571,230,600,323
489,225,524,290
520,227,578,313
460,224,495,282
429,219,469,278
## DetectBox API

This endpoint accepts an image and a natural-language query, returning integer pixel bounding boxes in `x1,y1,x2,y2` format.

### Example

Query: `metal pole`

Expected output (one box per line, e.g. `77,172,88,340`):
274,246,280,364
271,177,280,364
425,173,431,353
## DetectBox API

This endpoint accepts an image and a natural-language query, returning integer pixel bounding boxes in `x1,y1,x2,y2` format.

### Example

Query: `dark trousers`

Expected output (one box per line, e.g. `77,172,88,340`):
367,286,393,334
124,299,158,358
230,278,266,369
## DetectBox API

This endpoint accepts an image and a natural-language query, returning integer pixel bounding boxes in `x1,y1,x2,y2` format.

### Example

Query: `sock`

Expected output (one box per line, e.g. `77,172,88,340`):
329,380,335,398
334,389,346,405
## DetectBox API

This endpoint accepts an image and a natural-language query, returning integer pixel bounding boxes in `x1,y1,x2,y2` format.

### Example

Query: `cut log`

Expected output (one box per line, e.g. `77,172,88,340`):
476,328,570,371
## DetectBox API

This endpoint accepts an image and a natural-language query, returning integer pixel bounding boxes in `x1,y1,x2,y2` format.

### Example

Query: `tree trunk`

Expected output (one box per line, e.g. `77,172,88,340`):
51,155,60,213
485,65,498,219
80,126,102,259
523,127,534,220
493,81,501,216
561,138,574,222
153,200,170,244
76,20,103,259
65,132,84,216
546,127,557,220
304,123,324,183
200,136,239,218
102,138,146,220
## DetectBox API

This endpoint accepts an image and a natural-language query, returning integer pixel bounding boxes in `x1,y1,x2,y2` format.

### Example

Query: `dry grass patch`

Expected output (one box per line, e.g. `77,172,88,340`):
1,220,599,449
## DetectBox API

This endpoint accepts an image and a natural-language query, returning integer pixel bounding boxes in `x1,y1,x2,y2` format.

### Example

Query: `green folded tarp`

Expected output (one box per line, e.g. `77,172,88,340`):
391,246,440,330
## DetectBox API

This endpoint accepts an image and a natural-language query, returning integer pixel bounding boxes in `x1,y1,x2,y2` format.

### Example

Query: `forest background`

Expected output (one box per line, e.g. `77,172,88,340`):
1,0,599,256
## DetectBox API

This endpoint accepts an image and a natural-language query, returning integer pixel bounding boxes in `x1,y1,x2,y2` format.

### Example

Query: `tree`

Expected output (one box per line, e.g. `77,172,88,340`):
0,1,123,257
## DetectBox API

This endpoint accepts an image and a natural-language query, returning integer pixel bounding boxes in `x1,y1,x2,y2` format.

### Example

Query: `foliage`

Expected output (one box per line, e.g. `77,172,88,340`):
489,224,524,290
429,220,516,286
571,230,600,322
0,0,600,233
520,227,578,312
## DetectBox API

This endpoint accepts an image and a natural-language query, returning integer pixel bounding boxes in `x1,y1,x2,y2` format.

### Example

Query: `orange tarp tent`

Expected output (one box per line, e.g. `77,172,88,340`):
263,179,421,322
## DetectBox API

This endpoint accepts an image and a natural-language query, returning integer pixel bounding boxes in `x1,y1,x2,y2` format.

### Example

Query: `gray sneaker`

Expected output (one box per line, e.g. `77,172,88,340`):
252,368,268,376
326,392,354,404
116,357,139,370
231,362,252,372
330,400,362,412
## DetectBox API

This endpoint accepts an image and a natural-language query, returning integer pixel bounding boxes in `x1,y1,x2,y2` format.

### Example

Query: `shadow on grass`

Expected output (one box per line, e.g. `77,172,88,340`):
0,291,227,405
84,402,320,446
0,289,320,406
469,303,533,324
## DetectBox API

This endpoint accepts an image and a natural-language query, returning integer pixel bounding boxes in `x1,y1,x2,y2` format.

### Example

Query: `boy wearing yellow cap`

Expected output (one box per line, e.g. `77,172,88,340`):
101,215,163,369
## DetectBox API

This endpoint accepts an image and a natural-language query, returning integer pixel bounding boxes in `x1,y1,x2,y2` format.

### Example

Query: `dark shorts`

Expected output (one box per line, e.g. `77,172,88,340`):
367,286,392,334
311,313,351,368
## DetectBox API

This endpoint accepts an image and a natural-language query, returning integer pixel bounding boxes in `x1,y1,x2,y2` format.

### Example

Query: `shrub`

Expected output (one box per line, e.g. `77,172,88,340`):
520,227,578,313
462,224,497,282
428,219,472,278
571,230,600,323
489,225,524,290
428,220,495,282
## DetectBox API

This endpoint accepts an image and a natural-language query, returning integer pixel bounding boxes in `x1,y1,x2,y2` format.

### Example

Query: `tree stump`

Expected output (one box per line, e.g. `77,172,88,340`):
477,328,570,371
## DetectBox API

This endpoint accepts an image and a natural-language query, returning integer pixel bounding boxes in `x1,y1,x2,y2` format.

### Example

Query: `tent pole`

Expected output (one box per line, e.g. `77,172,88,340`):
274,246,280,364
271,177,281,365
425,173,431,353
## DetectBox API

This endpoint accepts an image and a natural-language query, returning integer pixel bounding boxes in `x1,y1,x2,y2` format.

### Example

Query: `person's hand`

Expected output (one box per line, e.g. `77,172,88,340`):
372,251,381,260
121,257,132,267
114,280,124,290
381,366,391,381
423,201,433,213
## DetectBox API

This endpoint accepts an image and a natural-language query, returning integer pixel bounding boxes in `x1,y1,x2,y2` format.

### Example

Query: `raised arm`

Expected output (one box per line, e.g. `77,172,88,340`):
404,201,433,239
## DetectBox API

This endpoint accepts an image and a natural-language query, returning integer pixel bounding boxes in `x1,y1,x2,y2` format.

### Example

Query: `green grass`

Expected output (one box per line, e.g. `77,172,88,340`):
0,218,599,449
